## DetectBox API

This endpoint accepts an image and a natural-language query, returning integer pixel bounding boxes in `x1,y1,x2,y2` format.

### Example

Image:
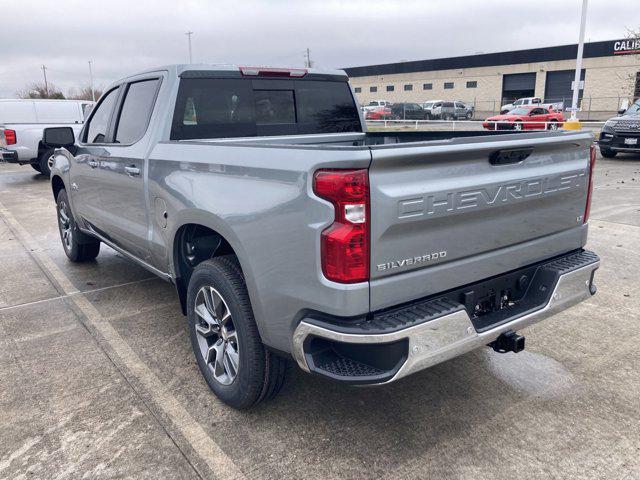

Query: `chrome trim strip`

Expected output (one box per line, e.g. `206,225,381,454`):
292,261,599,383
79,227,173,282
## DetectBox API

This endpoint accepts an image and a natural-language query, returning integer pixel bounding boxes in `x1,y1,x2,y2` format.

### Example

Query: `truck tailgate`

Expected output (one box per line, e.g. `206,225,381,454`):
368,131,593,310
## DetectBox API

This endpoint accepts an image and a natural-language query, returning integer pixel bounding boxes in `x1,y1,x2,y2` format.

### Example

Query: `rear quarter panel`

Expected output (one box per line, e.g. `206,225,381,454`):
147,141,372,351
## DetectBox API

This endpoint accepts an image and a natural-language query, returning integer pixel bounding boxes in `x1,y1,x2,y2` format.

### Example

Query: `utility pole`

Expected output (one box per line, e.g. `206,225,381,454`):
304,48,312,68
570,0,588,122
186,31,193,63
88,61,95,102
41,65,49,97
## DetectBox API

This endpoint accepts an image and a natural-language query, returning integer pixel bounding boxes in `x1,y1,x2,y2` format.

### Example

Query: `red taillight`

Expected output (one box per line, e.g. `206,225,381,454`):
313,169,369,283
584,144,597,223
3,129,16,145
239,66,307,78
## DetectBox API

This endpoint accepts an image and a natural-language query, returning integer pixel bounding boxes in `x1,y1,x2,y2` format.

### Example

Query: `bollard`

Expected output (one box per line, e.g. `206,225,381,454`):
563,119,582,130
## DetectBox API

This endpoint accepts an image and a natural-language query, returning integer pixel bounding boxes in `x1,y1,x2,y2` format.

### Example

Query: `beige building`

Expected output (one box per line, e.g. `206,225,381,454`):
345,39,640,118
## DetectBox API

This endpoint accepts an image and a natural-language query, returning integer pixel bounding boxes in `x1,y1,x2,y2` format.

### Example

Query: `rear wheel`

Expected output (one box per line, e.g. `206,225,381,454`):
547,120,559,130
38,148,55,177
56,189,101,262
187,256,287,409
513,121,523,131
600,147,617,158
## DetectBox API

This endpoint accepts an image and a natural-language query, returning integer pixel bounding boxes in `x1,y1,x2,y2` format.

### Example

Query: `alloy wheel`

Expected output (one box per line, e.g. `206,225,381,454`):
194,285,239,386
58,200,73,252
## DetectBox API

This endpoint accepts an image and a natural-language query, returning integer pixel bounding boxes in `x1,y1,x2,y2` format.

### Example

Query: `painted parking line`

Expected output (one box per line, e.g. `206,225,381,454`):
0,201,246,480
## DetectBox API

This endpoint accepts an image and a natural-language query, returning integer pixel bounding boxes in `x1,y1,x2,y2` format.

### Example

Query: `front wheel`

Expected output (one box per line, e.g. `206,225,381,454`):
600,147,617,158
56,189,101,262
466,111,473,119
187,256,287,409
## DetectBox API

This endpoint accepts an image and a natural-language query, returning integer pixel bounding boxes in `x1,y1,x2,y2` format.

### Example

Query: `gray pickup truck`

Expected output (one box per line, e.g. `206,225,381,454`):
44,64,599,409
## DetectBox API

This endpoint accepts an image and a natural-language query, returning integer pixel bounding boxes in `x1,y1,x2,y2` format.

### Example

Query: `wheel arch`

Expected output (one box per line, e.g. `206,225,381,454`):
171,221,241,316
51,175,66,201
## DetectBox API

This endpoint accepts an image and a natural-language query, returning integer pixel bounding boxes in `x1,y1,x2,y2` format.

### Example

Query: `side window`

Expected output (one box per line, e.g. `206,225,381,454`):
114,79,160,144
85,88,119,144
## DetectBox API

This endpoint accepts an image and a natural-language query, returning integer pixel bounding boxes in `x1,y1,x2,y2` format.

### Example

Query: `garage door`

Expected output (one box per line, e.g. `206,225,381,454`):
502,73,536,103
544,70,585,109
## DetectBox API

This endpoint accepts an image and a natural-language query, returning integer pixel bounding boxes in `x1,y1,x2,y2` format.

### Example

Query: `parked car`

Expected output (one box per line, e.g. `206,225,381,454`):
598,99,640,158
422,100,444,119
362,99,392,113
436,101,474,120
364,106,392,120
390,102,428,120
0,99,94,176
500,97,542,114
44,64,599,409
483,106,565,130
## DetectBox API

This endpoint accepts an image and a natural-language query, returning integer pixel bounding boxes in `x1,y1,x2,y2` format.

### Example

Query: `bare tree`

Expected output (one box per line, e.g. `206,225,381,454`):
67,85,103,101
17,82,65,99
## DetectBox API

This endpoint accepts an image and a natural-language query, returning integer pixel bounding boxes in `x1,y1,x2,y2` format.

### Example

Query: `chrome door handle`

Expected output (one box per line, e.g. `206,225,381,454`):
88,159,99,168
124,165,141,176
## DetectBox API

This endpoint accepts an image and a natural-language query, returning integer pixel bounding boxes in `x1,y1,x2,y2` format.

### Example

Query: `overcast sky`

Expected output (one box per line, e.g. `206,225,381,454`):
1,0,638,97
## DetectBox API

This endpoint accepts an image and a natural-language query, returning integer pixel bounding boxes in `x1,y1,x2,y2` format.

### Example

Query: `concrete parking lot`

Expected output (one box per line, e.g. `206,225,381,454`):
1,151,639,480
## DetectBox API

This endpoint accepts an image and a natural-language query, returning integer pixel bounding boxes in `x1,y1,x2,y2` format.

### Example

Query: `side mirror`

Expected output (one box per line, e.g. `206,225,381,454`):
618,108,626,115
43,127,75,148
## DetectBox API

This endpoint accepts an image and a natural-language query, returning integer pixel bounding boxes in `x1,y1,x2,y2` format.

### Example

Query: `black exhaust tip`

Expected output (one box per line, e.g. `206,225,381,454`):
489,330,525,353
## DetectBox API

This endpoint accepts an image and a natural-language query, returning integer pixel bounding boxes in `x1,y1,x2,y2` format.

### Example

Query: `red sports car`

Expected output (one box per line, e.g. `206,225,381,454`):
365,106,393,120
483,105,565,131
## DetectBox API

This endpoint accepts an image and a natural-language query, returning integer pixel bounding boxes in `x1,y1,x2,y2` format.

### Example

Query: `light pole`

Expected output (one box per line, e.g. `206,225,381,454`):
569,0,588,122
41,65,48,97
186,31,193,63
88,61,95,102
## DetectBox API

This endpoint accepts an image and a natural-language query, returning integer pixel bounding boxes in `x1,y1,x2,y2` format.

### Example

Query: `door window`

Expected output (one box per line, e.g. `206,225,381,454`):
114,79,161,144
85,88,119,143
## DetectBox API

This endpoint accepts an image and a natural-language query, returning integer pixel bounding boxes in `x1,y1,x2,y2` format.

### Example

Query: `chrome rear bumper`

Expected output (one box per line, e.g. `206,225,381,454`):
292,252,599,384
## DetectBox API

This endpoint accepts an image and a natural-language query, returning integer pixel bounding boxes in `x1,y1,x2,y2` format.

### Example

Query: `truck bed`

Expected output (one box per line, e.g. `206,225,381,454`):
171,129,593,312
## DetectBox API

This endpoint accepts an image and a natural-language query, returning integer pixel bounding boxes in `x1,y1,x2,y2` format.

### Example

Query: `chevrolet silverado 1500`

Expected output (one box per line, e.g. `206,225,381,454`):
44,64,599,409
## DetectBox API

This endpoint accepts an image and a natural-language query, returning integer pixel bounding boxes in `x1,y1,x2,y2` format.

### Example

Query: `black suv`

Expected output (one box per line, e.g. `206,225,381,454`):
390,103,428,120
599,100,640,158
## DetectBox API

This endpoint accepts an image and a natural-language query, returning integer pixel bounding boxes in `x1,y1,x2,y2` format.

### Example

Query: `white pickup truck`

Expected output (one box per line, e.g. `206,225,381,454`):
0,99,93,176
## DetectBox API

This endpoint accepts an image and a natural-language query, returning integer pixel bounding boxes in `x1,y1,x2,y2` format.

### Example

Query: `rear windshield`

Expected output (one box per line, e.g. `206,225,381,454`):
171,78,362,140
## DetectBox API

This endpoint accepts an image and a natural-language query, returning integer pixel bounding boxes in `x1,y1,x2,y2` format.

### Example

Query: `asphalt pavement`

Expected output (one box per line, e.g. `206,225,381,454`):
0,150,639,480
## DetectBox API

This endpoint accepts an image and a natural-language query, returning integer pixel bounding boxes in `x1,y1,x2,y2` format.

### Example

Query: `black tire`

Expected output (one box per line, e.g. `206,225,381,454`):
31,163,42,173
466,111,473,119
547,120,559,131
39,148,55,177
187,256,287,409
600,147,617,158
56,189,101,262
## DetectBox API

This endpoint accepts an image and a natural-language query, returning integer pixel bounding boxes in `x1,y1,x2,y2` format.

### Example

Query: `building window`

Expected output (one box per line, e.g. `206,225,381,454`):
369,86,377,93
354,87,361,93
444,82,454,89
635,71,640,99
423,83,432,90
466,81,477,88
386,85,394,92
404,84,413,91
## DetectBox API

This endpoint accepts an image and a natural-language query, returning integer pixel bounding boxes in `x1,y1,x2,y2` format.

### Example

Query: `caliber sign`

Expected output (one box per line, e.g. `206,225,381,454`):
613,39,640,55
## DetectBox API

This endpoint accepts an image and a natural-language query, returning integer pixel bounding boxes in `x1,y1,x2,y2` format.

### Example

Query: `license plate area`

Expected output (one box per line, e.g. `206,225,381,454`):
624,137,638,145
